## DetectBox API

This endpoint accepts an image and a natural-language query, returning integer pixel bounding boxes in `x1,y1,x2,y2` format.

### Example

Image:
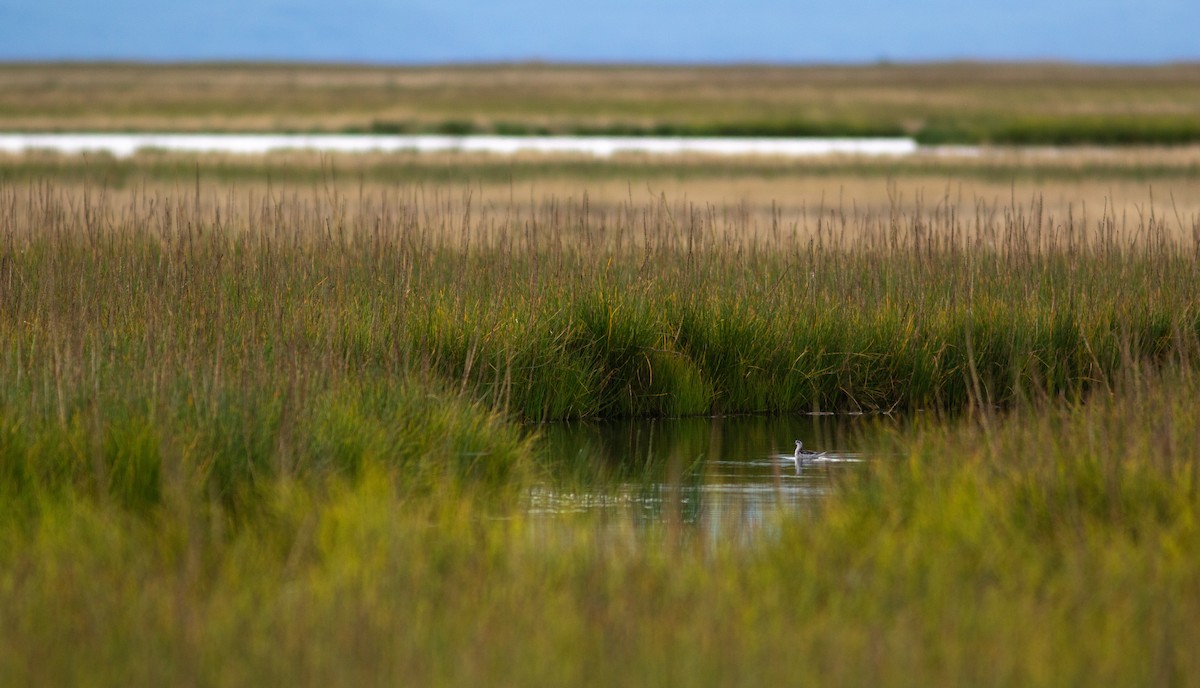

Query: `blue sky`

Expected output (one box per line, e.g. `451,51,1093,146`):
2,0,1197,64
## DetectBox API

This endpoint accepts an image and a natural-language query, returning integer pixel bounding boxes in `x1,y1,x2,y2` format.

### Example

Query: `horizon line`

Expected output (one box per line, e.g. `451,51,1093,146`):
3,58,1199,69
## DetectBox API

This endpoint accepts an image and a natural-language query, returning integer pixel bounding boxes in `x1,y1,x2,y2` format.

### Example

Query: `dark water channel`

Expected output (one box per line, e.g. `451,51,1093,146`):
529,413,895,538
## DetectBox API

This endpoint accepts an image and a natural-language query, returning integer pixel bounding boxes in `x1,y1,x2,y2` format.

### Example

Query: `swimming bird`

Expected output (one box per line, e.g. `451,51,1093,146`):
793,440,825,472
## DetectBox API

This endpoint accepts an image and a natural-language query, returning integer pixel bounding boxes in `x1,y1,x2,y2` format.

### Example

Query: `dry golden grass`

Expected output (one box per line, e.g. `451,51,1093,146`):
471,171,1200,227
3,147,1198,236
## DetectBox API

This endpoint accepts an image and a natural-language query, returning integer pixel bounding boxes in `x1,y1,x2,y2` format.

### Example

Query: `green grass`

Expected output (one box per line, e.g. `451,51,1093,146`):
2,181,1197,426
918,114,1200,145
2,366,1199,684
3,177,1200,684
361,117,909,139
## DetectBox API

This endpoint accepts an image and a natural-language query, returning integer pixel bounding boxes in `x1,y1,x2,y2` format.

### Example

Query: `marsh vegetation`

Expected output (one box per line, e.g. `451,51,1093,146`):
3,62,1200,683
1,155,1199,682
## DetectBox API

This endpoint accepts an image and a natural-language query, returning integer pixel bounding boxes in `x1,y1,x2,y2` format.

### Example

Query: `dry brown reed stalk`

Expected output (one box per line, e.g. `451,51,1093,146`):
3,175,1197,255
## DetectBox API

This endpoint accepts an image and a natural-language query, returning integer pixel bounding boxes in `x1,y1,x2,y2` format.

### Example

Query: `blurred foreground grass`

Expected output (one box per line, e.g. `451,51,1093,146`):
2,366,1198,685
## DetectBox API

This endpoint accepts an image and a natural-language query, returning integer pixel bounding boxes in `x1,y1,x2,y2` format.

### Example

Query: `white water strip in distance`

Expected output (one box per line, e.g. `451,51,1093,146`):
0,133,919,158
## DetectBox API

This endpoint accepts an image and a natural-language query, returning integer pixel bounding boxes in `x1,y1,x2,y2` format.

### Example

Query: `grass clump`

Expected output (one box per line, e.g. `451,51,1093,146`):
0,374,535,522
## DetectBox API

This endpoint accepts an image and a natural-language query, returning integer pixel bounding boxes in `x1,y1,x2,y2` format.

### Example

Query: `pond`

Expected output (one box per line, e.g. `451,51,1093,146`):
0,133,919,158
529,413,894,539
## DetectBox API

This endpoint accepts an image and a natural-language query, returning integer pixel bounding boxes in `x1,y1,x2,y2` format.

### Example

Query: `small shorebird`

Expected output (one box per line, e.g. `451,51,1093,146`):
793,440,825,472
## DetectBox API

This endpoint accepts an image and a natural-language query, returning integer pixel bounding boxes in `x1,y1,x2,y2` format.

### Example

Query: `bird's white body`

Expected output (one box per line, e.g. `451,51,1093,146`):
793,440,826,472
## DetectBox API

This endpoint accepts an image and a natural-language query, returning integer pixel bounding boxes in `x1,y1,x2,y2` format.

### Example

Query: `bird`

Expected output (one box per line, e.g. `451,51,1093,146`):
793,440,825,472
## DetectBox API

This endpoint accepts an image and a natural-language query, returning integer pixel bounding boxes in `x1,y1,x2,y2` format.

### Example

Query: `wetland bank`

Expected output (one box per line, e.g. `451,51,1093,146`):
3,63,1200,685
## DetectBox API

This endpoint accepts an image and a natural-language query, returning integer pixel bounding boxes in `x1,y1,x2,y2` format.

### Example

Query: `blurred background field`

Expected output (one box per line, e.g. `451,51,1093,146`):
3,62,1200,144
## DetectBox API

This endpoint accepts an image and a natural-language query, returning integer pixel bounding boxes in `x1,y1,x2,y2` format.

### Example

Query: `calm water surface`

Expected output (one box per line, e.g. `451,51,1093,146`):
530,413,895,538
0,133,919,158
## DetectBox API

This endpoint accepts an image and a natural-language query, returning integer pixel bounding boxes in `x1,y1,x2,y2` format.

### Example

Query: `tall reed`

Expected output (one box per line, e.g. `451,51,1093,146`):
6,181,1193,424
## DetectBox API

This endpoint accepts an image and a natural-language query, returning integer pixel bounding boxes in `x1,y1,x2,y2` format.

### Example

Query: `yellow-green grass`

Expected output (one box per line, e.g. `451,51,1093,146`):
4,169,1200,683
3,62,1200,144
1,176,1198,506
3,178,1197,423
2,363,1198,685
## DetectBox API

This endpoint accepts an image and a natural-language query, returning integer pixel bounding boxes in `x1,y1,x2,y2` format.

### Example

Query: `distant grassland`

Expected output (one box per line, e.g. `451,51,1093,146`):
3,62,1200,144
